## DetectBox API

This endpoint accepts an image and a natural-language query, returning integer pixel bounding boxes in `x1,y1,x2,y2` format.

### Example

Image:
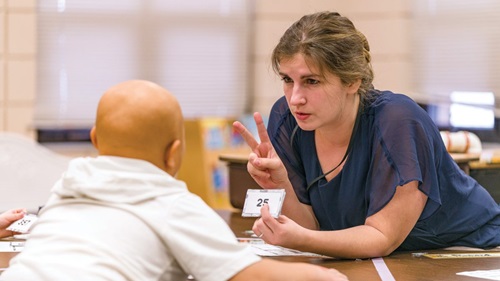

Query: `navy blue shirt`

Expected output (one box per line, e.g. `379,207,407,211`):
268,90,500,250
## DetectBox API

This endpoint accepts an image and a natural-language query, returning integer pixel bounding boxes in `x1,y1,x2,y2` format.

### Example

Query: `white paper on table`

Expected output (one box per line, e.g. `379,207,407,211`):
457,269,500,280
238,238,330,257
0,241,24,252
250,243,330,257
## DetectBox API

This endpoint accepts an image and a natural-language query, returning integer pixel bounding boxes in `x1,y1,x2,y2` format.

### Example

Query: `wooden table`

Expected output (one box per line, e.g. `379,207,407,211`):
449,152,481,174
0,252,16,270
217,209,500,281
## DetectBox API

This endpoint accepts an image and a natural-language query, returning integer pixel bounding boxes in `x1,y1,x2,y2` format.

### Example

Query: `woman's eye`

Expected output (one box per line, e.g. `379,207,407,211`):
306,79,319,85
281,76,293,83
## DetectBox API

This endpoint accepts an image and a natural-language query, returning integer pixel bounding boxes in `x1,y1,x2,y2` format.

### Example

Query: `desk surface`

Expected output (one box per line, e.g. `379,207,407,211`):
219,153,249,164
449,152,481,164
217,209,500,281
0,252,16,270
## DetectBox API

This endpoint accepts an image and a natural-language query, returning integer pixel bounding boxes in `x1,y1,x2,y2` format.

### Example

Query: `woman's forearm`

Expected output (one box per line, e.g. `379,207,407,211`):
280,181,318,230
298,225,396,259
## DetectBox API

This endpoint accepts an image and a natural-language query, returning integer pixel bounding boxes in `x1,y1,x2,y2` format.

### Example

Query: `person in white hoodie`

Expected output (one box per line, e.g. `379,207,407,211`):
0,80,347,281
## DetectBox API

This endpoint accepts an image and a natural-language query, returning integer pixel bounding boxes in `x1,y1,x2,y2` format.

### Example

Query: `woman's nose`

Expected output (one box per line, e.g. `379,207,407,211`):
289,85,306,105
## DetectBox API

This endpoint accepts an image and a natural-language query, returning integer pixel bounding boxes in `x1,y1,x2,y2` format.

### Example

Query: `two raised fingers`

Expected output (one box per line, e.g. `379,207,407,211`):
232,112,271,152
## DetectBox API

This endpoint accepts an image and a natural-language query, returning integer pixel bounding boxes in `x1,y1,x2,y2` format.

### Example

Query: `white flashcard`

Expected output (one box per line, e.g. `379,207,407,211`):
242,189,286,218
6,214,38,234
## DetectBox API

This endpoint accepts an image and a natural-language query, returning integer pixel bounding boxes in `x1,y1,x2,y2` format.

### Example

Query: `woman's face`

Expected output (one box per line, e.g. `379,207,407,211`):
279,53,359,131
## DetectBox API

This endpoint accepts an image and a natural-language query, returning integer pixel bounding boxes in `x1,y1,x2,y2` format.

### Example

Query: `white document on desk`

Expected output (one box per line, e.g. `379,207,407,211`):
0,241,24,252
457,269,500,280
250,244,330,257
238,238,330,257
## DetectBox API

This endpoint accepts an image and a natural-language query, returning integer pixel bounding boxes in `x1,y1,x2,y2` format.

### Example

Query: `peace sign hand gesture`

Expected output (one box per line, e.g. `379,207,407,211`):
232,112,289,190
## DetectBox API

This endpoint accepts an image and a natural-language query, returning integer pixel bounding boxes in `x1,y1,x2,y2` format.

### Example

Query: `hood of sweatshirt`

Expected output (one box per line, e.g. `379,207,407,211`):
52,156,187,204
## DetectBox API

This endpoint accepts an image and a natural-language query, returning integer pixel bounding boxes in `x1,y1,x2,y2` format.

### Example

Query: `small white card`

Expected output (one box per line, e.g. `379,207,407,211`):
242,189,286,218
6,214,38,234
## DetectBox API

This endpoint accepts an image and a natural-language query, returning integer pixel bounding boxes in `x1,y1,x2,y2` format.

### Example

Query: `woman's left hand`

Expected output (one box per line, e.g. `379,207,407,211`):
0,208,27,238
252,204,309,250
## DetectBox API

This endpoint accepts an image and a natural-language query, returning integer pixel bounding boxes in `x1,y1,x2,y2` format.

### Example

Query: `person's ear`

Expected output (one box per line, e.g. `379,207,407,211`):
347,79,362,95
90,126,98,149
164,139,182,176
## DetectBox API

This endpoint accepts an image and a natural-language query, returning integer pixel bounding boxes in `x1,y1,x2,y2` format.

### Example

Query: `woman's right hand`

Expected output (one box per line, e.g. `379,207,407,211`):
233,112,289,189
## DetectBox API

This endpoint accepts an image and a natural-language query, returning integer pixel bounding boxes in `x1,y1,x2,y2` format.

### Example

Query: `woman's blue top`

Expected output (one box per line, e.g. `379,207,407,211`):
268,90,500,250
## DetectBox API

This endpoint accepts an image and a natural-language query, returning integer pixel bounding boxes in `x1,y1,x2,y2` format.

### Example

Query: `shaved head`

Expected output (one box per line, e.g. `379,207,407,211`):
91,80,184,175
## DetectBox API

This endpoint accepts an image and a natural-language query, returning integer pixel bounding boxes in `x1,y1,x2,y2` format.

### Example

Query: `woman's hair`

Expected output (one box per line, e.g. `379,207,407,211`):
271,11,376,104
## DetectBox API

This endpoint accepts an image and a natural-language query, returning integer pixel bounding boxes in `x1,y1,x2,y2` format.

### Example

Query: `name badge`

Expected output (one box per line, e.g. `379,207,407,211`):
242,189,286,218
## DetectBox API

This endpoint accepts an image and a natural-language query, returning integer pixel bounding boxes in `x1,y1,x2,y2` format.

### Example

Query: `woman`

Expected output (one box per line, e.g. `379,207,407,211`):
234,11,500,259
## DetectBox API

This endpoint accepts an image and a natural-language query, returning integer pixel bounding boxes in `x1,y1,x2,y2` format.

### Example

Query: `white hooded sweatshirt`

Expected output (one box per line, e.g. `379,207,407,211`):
1,156,260,281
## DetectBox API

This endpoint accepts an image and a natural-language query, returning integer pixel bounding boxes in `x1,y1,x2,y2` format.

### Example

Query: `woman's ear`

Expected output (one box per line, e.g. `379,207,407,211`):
347,79,362,95
90,126,98,149
164,139,182,176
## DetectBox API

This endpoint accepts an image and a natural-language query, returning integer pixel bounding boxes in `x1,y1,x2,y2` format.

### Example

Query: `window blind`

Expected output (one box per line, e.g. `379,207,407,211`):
36,0,251,129
412,0,500,106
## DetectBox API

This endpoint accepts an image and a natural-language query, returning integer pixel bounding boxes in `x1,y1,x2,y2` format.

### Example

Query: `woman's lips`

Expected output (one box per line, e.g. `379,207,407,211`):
294,111,310,121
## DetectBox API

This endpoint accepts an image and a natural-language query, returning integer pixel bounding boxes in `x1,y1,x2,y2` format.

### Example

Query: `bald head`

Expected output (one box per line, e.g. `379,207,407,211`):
91,80,184,175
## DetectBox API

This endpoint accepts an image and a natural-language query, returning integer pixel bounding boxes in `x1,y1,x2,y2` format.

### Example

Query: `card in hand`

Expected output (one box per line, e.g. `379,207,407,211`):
6,214,38,234
242,189,286,218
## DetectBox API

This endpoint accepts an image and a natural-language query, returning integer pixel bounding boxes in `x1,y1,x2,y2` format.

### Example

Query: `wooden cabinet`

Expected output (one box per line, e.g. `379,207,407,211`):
177,118,250,209
469,161,500,203
219,154,260,209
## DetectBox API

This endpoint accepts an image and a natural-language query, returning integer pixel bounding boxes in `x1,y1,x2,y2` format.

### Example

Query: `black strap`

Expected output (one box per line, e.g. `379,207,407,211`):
305,108,362,191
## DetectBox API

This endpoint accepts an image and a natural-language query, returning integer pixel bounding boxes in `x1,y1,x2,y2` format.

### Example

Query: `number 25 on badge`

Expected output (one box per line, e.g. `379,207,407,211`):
242,189,286,218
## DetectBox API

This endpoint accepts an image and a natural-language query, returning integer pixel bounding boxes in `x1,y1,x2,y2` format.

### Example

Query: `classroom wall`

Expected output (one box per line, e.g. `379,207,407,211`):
251,0,413,114
0,0,412,140
0,0,36,138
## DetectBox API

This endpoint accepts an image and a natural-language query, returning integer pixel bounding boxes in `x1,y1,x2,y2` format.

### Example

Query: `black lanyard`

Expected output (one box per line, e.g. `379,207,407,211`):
290,108,361,191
